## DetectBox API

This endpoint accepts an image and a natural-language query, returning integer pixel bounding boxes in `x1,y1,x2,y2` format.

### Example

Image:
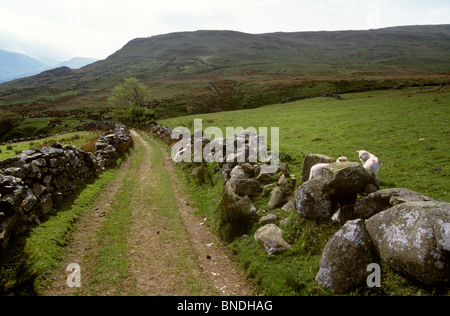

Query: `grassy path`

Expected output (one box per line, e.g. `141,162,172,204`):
43,130,255,296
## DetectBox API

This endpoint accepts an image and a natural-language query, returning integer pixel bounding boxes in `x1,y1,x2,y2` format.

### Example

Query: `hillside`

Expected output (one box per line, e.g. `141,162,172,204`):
55,57,98,70
1,25,449,91
0,25,449,125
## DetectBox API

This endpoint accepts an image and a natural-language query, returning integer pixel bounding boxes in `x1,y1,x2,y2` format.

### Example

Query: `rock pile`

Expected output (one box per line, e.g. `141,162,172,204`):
0,121,131,254
94,122,132,170
298,153,450,293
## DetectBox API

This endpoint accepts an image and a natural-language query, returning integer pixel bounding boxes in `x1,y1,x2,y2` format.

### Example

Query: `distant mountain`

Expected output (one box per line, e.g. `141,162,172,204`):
0,49,47,83
0,50,98,83
1,25,449,89
56,57,98,69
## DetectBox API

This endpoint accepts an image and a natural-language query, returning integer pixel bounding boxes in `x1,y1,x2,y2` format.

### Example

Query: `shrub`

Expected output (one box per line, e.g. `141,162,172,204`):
113,105,156,127
80,136,99,153
0,110,22,138
216,192,258,242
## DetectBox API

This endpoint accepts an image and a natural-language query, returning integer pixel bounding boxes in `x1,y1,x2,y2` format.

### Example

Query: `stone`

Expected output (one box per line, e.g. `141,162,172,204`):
365,183,378,194
281,199,296,212
32,158,47,168
240,163,255,174
278,174,289,188
20,189,37,213
229,177,262,197
316,219,376,293
321,161,377,196
295,161,379,221
366,201,450,286
254,224,291,254
256,171,275,184
3,167,23,179
224,179,241,202
230,165,251,179
268,187,284,209
354,188,434,219
40,194,53,215
301,154,335,182
0,214,18,252
234,196,257,214
32,183,46,199
259,213,279,225
294,177,333,220
95,141,109,151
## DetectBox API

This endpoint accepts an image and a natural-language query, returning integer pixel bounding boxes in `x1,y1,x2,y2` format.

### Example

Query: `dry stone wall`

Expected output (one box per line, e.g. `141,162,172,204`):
0,121,131,255
148,123,450,293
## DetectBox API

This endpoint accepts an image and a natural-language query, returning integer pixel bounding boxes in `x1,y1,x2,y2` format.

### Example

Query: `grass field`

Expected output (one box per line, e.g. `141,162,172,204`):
0,131,100,160
161,85,450,202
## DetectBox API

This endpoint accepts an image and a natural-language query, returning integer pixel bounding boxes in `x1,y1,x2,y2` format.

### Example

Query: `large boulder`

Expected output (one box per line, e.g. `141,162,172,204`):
321,161,378,195
301,154,335,182
354,188,434,219
254,224,291,254
316,219,376,293
295,161,379,220
366,201,450,286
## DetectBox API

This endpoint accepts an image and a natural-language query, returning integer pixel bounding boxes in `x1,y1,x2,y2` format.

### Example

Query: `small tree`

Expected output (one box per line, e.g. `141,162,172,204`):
108,77,151,108
108,77,156,127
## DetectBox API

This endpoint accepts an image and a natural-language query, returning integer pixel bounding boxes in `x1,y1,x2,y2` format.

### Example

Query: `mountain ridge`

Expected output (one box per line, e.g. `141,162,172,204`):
0,50,98,84
1,24,449,91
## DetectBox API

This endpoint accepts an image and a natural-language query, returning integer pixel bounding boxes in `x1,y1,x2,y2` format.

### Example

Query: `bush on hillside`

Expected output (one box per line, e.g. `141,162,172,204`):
0,110,22,139
113,105,156,127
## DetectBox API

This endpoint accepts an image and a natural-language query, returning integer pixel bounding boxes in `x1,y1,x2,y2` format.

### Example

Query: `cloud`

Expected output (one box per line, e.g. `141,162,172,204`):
0,0,448,60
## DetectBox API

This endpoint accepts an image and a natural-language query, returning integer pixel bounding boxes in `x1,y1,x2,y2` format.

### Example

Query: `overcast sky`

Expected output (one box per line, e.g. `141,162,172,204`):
0,0,449,62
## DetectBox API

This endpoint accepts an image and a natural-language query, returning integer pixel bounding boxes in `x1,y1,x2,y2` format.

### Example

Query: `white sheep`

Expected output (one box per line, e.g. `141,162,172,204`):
309,157,348,180
357,150,380,177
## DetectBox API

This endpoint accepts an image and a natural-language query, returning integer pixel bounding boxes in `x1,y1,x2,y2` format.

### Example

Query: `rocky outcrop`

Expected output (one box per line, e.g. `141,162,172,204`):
0,122,131,254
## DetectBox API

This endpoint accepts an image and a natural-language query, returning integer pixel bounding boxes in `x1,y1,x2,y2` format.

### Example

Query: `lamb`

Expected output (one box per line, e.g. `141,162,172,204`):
309,157,348,180
357,150,380,177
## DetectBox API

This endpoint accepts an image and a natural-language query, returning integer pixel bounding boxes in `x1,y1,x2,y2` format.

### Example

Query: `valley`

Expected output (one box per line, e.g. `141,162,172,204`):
0,25,449,297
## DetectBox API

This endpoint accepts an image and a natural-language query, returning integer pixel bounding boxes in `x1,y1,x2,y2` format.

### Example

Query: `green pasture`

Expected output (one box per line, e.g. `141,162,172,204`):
0,131,100,160
161,86,450,202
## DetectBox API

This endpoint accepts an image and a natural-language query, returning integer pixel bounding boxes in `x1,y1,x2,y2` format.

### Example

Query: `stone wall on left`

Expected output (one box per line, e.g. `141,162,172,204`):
0,122,132,255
